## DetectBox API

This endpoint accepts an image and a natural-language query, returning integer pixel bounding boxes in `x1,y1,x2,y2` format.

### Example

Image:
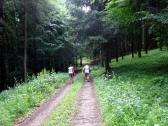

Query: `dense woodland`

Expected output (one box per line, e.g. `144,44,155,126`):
0,0,168,91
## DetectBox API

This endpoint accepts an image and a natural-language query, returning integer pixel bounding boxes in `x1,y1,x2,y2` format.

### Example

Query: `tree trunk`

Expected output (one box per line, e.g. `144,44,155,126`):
115,41,119,62
142,21,148,54
145,42,148,54
137,21,142,58
159,42,163,51
0,0,3,89
33,42,38,74
100,45,104,67
131,34,134,58
121,53,124,60
0,40,8,90
0,0,3,19
101,60,104,67
105,56,110,74
75,56,78,67
143,23,148,54
80,56,82,66
0,0,8,90
142,21,145,51
24,0,28,82
145,27,148,54
121,41,124,60
138,40,142,58
105,45,110,74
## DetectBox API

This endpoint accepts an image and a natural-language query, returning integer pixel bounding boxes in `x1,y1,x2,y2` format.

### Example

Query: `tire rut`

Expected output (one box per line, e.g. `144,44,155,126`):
15,75,79,126
73,80,102,126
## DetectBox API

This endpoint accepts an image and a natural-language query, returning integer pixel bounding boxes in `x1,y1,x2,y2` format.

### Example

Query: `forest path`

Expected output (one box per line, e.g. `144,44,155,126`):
73,80,102,126
15,75,79,126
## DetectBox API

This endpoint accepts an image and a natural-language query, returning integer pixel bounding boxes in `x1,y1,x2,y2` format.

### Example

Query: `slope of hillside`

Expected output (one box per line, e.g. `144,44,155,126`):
0,70,68,126
94,49,168,126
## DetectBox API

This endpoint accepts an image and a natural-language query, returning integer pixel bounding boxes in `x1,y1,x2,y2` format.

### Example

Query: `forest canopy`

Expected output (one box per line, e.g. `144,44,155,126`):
0,0,168,91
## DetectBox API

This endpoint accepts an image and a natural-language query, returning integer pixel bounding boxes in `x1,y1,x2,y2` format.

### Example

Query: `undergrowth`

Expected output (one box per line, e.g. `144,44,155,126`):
0,70,68,126
94,49,168,126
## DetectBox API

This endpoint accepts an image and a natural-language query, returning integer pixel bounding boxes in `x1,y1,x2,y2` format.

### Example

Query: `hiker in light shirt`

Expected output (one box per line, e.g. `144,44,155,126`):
68,65,75,83
82,64,91,81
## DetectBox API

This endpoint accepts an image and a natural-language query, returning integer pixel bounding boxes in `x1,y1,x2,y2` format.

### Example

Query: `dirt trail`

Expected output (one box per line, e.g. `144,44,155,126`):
15,75,79,126
73,80,102,126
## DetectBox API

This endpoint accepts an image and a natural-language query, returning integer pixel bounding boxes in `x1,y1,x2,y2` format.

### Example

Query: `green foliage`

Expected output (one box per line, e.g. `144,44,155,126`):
92,66,105,77
105,0,168,49
106,0,135,27
44,75,83,126
0,71,68,126
95,49,168,125
1,0,75,89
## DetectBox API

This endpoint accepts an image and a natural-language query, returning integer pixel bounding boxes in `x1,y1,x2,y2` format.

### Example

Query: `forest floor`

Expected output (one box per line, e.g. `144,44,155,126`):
15,74,102,126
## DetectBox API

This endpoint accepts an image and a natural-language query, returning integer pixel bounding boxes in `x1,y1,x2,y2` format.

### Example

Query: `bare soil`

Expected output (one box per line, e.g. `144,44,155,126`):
15,75,102,126
73,80,102,126
15,75,79,126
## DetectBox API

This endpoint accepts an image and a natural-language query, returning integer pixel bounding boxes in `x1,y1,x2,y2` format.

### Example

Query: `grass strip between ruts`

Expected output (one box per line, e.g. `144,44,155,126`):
44,75,83,126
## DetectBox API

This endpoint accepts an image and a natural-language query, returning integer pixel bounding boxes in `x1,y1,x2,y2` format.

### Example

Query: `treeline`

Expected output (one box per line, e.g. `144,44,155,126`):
0,0,74,91
68,0,168,73
0,0,168,90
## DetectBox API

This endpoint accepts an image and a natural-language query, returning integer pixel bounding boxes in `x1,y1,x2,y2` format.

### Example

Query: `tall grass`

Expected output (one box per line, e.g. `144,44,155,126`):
94,49,168,126
0,70,68,126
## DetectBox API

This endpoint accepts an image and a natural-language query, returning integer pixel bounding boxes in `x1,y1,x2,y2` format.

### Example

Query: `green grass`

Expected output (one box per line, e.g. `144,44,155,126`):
0,70,68,126
82,57,91,64
94,49,168,126
44,75,83,126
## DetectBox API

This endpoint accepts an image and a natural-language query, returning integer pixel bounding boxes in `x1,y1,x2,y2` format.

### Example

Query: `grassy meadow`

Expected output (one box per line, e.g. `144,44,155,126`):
94,49,168,126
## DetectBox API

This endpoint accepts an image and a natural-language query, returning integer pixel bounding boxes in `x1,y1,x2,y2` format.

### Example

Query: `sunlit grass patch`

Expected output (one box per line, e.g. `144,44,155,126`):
0,70,68,126
92,66,105,77
44,75,83,126
82,57,92,64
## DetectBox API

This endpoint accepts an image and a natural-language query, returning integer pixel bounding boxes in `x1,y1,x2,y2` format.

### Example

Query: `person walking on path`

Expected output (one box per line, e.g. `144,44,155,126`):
68,65,75,84
82,64,91,82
